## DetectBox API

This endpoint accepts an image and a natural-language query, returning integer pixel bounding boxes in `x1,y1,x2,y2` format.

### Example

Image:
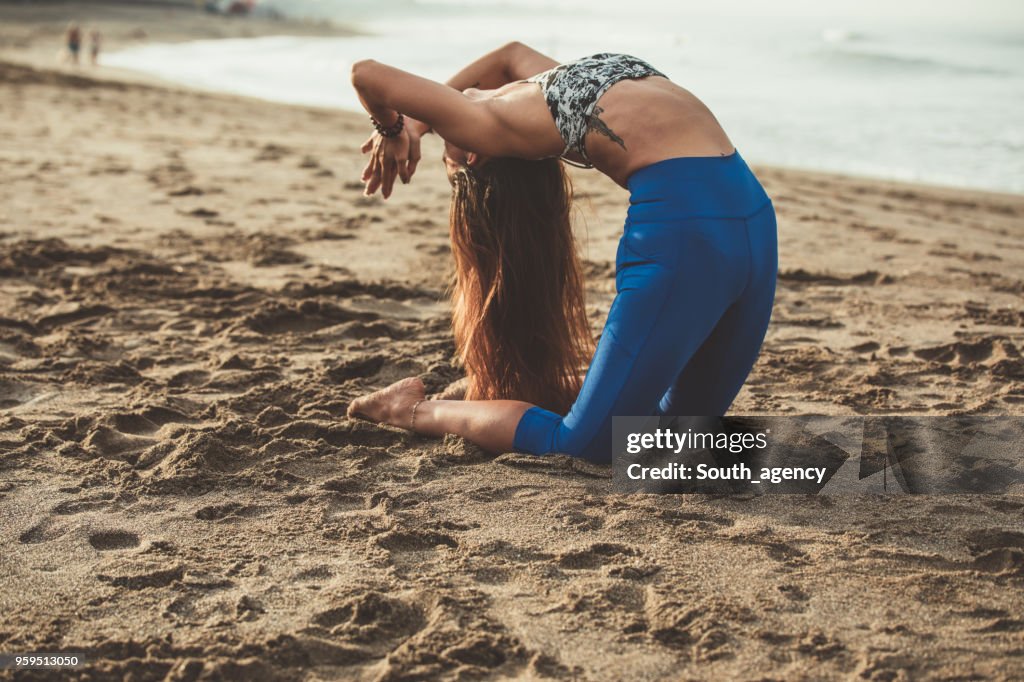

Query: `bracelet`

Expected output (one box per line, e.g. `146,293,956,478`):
371,112,404,138
410,399,425,431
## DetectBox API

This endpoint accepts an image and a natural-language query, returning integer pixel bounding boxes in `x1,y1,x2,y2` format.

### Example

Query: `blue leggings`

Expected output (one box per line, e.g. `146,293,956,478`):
513,151,777,463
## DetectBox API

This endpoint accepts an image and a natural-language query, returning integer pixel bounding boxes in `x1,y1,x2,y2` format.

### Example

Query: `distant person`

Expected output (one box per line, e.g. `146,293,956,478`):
348,44,778,463
65,22,82,66
89,29,102,66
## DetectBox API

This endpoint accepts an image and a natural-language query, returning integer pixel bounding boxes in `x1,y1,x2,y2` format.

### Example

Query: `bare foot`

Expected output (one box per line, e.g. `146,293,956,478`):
347,377,426,430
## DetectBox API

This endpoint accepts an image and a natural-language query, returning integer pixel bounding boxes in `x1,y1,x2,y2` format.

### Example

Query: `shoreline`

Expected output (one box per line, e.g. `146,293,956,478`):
104,42,1024,196
7,57,1023,204
3,4,1020,197
0,0,359,90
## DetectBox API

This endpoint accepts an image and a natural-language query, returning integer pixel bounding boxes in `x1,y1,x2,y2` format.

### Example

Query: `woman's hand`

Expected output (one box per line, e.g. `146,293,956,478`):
359,118,427,199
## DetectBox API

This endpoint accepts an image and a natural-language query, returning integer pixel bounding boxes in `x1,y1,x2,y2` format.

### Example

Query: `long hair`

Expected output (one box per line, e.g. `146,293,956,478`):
449,157,593,414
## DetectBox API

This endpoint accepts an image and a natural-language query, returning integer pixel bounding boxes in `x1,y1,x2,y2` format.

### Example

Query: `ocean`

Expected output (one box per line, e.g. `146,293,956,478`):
104,0,1024,193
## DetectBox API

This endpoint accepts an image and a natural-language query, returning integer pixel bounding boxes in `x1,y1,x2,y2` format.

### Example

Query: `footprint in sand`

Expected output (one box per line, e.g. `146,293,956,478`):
18,519,69,545
778,268,893,287
324,355,388,382
644,591,753,659
0,379,38,409
83,425,156,461
964,528,1024,577
182,207,219,219
254,143,291,162
319,477,369,494
913,339,1024,379
374,529,459,553
52,491,116,515
337,320,410,341
965,528,1024,553
466,484,546,503
166,369,210,389
556,542,639,570
194,502,265,522
88,530,140,551
166,185,205,197
320,492,369,521
294,565,334,581
552,506,605,531
243,301,377,335
236,595,266,622
147,155,194,188
272,420,406,449
35,303,113,331
309,591,427,659
97,563,184,590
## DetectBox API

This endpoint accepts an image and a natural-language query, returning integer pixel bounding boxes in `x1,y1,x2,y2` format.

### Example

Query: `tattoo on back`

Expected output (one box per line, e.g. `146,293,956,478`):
586,106,626,150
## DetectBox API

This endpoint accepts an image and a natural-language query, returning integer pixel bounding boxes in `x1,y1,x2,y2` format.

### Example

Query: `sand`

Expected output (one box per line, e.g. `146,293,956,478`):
1,4,1023,681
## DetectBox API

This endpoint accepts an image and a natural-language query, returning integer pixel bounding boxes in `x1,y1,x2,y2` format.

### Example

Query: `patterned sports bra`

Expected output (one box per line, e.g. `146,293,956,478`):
526,53,668,168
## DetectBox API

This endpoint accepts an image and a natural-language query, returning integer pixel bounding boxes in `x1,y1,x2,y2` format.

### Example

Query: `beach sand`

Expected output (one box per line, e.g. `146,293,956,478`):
1,5,1024,681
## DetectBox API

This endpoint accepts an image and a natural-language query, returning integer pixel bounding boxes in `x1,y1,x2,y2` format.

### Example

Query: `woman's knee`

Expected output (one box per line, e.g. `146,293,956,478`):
554,419,612,463
514,406,610,462
513,406,561,454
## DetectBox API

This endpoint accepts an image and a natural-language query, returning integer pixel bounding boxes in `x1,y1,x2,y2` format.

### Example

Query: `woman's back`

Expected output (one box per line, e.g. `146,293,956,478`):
576,78,735,185
478,56,735,186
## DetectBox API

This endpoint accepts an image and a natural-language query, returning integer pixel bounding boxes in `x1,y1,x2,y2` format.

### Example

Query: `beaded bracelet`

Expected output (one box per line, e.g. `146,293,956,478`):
371,112,405,138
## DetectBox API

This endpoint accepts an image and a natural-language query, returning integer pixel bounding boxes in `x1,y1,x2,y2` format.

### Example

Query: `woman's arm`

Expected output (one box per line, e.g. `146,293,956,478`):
351,59,518,157
393,42,554,143
443,41,558,91
365,42,556,139
351,59,521,197
350,45,558,197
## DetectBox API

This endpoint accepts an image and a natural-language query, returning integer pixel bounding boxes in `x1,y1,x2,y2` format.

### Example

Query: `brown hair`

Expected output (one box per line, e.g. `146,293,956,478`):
449,157,593,414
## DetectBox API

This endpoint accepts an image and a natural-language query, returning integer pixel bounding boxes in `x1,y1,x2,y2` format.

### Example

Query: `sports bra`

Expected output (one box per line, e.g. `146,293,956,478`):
526,53,668,168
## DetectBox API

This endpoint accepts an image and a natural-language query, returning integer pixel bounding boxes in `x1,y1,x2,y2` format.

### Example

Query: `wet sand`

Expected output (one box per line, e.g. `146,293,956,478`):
1,5,1024,681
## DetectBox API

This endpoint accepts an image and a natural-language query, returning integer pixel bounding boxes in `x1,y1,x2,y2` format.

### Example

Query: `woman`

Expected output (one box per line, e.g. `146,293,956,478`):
347,42,777,463
65,23,82,66
89,28,102,67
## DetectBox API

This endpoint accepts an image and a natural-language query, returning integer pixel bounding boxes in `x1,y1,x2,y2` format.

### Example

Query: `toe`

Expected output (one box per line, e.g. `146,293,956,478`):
347,398,363,419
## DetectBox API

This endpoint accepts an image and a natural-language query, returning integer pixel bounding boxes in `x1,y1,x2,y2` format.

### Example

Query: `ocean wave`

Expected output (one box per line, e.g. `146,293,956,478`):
820,28,869,44
104,26,1024,194
814,46,1011,77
